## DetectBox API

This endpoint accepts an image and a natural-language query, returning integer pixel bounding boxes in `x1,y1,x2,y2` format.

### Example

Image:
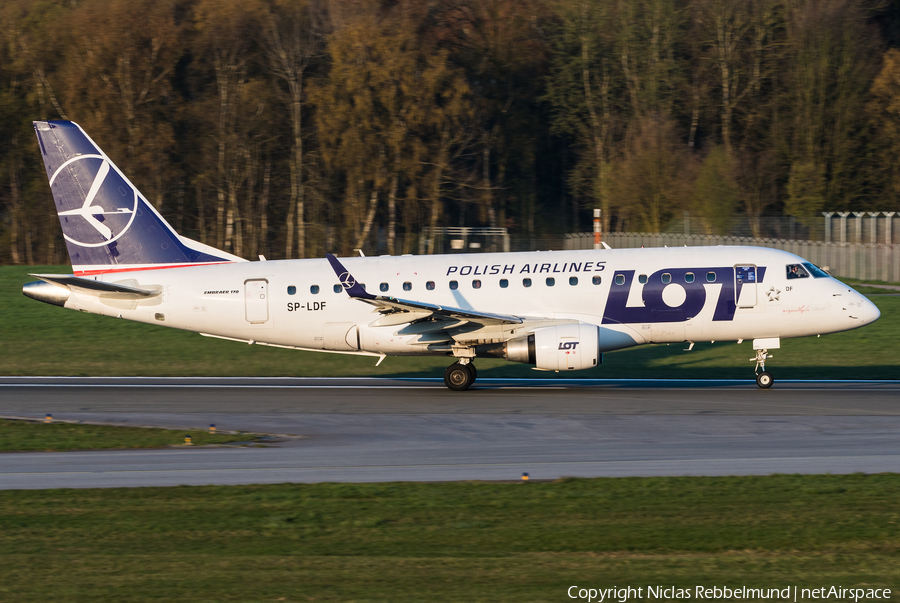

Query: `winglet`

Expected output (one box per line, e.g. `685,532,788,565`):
325,253,376,300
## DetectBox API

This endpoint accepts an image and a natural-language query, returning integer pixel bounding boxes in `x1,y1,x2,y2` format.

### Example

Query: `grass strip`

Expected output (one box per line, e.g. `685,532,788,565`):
0,474,897,601
4,265,899,379
0,418,257,451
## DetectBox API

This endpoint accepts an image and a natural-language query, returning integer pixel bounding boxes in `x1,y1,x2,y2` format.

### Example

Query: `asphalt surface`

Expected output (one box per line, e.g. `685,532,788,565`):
1,377,899,489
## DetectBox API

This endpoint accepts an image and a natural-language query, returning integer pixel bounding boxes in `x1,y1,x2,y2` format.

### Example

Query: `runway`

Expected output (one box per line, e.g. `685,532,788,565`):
1,377,899,489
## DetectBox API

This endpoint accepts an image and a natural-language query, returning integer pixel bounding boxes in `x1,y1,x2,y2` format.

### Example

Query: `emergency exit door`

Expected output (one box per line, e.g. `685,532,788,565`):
244,279,269,323
735,266,758,308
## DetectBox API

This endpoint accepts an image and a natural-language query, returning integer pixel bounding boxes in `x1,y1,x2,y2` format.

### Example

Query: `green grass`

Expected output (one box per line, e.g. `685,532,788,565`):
0,419,256,451
0,474,897,601
834,277,900,295
3,265,898,379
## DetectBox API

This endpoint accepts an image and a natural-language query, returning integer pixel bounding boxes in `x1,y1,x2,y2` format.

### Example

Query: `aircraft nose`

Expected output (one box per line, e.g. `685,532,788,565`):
861,296,881,325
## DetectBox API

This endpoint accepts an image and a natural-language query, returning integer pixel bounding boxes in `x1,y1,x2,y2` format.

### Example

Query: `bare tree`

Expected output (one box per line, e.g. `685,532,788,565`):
262,0,325,259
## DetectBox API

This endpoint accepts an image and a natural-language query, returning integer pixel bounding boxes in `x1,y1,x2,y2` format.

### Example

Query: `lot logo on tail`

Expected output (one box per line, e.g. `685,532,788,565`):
51,156,138,247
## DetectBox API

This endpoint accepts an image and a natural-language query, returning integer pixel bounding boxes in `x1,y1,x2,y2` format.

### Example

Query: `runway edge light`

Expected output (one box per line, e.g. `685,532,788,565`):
209,424,216,434
522,473,529,481
184,435,192,446
44,413,52,423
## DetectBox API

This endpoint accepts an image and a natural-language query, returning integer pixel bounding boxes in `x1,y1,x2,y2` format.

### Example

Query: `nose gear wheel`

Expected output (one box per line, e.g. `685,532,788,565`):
751,349,774,389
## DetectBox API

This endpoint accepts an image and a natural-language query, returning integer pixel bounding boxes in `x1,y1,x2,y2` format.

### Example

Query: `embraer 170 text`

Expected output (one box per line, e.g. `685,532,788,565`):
24,121,880,390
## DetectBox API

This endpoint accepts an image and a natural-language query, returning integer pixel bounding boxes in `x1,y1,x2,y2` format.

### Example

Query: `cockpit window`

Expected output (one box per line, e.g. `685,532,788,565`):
802,262,830,278
786,264,810,280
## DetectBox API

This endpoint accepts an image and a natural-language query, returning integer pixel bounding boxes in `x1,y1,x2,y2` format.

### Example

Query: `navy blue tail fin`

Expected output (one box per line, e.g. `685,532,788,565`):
34,120,243,275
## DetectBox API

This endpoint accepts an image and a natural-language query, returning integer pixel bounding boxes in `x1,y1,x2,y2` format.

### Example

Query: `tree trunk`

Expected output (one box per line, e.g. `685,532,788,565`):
427,128,449,255
285,193,296,259
295,73,306,259
482,129,497,229
246,148,257,259
195,184,207,245
582,29,610,233
175,179,185,234
617,0,641,117
356,189,378,252
225,184,236,253
215,59,229,249
9,166,20,265
715,11,735,155
259,156,271,259
689,72,700,148
387,172,398,255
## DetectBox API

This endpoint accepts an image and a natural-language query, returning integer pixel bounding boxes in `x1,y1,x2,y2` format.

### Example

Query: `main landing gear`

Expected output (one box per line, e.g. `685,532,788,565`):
444,360,476,391
752,349,774,389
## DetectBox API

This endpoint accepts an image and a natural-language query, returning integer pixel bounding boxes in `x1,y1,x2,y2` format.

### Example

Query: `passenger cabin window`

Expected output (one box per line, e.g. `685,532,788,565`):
685,273,695,283
592,276,602,285
706,272,716,282
546,277,555,286
615,274,625,285
380,282,389,292
287,286,297,295
569,276,578,286
449,280,458,290
403,282,412,291
638,274,648,284
661,273,671,284
500,279,509,288
523,278,532,288
472,280,482,289
310,285,319,294
786,264,810,280
333,284,342,293
426,281,435,290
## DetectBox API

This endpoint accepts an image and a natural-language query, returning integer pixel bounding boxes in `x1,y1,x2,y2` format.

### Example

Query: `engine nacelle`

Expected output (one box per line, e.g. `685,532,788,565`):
477,323,601,371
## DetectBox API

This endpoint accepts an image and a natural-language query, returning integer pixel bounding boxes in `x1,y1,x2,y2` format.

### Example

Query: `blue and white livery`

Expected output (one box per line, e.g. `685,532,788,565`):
24,121,881,390
33,120,241,275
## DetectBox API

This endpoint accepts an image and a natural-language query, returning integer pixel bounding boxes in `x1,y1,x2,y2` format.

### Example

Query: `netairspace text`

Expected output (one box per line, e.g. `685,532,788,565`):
567,586,892,602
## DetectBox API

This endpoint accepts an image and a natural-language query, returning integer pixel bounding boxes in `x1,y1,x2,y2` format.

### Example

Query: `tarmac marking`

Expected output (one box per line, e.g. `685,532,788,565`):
4,454,899,476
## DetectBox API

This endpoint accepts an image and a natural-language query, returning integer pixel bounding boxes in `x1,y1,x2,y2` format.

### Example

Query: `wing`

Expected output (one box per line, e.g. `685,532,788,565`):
325,254,524,326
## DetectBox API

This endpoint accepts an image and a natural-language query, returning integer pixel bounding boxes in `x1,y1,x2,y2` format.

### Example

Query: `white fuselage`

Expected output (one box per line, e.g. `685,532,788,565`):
59,246,880,360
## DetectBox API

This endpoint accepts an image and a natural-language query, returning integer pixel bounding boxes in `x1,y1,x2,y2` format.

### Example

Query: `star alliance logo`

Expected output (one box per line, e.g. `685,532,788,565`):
766,287,781,302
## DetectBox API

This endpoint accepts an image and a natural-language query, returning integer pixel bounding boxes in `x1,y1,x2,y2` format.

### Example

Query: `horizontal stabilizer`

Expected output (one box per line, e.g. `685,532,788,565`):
30,274,159,297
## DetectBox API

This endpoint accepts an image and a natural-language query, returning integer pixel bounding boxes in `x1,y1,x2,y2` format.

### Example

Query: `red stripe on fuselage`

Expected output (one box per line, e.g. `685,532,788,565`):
74,262,234,276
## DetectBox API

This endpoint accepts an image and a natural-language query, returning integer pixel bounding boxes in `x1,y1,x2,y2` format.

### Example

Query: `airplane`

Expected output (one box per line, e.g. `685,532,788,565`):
23,120,881,390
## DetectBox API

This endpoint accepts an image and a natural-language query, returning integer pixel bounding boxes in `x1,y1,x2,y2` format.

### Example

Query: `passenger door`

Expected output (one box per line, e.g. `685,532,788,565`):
735,265,758,308
244,279,269,324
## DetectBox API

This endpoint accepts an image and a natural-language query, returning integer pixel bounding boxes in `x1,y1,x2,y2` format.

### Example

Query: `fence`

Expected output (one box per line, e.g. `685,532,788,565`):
563,232,900,283
419,227,511,254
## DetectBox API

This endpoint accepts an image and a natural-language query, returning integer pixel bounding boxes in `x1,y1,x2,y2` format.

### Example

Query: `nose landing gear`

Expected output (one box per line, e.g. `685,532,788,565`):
444,360,476,391
752,348,774,389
